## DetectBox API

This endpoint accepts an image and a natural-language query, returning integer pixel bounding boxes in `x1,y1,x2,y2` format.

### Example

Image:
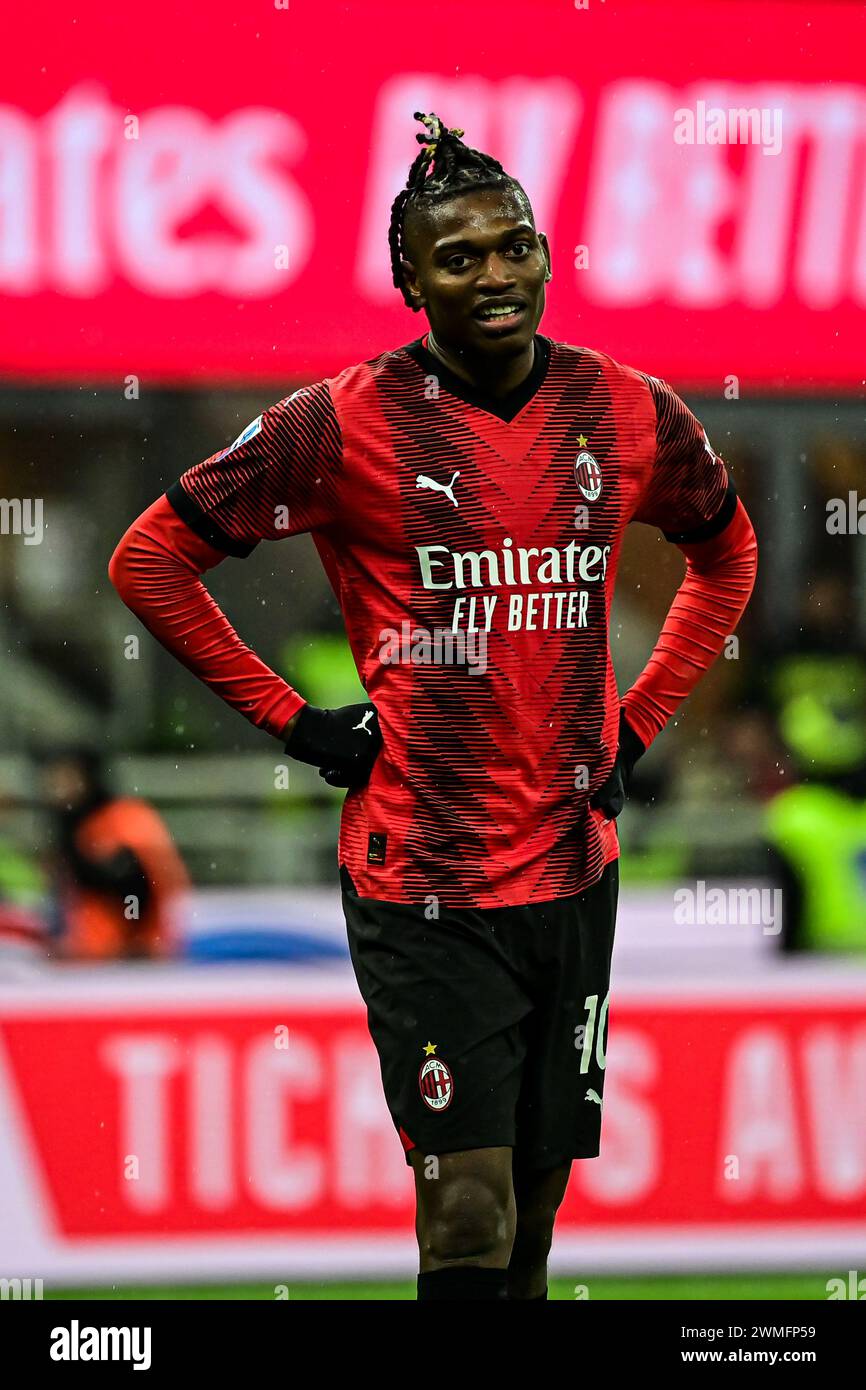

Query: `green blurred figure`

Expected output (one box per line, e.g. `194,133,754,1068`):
763,577,866,954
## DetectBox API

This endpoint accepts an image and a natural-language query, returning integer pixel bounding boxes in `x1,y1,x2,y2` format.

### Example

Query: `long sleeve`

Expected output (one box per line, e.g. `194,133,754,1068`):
108,494,306,738
621,497,758,749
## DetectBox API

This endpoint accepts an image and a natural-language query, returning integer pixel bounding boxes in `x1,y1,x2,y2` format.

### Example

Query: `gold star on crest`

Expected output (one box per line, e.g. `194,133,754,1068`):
422,1041,438,1055
578,434,588,448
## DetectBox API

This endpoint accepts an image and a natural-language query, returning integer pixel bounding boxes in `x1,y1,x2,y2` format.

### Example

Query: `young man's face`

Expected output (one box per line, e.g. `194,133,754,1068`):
401,186,550,361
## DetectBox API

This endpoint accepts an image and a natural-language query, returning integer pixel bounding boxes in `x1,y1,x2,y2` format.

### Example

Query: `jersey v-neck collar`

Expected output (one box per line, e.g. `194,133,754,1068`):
403,333,551,424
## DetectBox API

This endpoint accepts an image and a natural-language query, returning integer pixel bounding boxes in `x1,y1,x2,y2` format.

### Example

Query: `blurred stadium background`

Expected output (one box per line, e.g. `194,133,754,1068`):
0,0,864,1301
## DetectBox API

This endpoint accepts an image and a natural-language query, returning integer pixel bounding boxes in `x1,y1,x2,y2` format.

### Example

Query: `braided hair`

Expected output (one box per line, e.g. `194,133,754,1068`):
388,112,529,310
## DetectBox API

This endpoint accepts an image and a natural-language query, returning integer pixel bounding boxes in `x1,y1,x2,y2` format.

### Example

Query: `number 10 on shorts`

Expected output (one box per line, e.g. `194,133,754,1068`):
575,992,609,1073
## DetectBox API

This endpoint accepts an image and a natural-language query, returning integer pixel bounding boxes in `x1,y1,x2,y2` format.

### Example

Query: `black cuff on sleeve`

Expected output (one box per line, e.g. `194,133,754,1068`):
662,479,738,545
619,710,646,769
165,480,256,558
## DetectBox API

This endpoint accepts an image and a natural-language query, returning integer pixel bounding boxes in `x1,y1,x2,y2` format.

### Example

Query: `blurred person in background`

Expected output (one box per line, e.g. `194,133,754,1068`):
757,574,866,954
42,748,187,960
764,674,866,956
0,792,48,960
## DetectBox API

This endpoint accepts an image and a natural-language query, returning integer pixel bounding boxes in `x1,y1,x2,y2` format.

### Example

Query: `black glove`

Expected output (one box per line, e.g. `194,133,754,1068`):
285,702,382,789
589,712,646,820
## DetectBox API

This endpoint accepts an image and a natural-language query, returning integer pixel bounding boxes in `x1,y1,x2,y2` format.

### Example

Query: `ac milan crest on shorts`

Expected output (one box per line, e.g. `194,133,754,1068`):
419,1050,454,1111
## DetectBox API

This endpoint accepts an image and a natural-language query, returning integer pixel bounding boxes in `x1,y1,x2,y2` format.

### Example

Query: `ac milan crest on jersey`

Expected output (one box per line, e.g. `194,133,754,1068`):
419,1052,454,1111
575,450,602,501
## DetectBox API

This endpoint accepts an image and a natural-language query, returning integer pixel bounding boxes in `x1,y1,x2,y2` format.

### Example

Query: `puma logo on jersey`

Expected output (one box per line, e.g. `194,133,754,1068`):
416,470,460,508
353,710,375,735
584,1087,602,1106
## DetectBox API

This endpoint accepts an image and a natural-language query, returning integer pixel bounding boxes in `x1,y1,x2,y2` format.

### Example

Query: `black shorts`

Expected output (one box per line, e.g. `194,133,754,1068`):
341,859,619,1172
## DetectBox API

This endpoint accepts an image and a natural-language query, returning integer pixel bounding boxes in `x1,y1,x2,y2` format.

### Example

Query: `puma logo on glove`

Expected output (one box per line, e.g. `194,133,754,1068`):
285,702,383,789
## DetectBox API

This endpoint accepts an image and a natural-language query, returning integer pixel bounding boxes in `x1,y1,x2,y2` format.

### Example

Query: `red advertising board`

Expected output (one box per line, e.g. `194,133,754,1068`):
2,1,865,388
0,966,863,1282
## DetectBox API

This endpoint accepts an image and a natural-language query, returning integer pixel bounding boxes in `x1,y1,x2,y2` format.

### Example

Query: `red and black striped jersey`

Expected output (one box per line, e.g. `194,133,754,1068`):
168,335,733,907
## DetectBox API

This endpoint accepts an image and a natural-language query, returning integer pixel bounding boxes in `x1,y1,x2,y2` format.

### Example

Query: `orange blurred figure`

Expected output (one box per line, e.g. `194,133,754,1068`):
43,750,187,960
